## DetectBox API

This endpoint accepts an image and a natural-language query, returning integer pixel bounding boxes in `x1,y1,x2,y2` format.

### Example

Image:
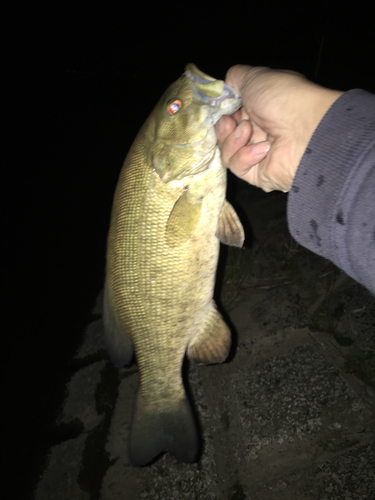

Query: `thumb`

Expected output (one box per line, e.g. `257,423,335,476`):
225,65,254,94
225,65,271,95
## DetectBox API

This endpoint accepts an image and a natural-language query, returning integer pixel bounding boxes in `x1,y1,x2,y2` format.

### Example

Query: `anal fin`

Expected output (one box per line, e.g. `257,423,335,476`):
187,302,231,365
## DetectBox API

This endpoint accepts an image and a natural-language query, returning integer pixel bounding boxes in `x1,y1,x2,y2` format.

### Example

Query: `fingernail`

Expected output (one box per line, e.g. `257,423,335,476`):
252,141,271,155
234,120,246,138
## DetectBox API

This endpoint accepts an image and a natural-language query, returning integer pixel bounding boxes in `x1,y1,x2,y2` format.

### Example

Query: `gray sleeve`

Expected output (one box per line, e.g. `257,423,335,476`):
287,89,375,295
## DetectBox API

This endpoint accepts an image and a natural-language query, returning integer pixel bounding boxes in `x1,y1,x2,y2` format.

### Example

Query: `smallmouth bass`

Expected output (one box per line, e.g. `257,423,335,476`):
104,64,244,466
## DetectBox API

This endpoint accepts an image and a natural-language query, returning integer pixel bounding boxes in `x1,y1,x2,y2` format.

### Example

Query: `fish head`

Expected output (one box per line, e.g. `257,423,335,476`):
146,64,242,183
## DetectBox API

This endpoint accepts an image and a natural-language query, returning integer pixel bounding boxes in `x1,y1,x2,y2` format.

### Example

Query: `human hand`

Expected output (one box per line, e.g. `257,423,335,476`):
215,65,343,192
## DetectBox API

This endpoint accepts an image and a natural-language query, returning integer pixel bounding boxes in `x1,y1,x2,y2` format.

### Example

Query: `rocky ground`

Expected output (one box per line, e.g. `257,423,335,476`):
34,184,375,500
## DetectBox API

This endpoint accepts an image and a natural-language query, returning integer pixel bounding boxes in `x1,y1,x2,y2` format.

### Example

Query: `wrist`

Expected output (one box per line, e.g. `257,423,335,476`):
300,85,344,156
291,85,343,182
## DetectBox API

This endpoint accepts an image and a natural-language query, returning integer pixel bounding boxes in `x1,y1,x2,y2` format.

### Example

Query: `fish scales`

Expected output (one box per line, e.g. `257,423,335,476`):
104,64,244,466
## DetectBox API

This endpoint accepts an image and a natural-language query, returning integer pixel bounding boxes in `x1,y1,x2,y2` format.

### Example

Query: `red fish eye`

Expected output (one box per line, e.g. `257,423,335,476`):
167,99,182,114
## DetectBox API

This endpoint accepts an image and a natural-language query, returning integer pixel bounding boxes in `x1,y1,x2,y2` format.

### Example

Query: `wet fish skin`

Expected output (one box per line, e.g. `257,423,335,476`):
104,64,244,466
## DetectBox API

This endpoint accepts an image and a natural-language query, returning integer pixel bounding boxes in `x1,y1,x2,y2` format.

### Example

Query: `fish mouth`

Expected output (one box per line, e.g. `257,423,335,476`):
184,63,242,115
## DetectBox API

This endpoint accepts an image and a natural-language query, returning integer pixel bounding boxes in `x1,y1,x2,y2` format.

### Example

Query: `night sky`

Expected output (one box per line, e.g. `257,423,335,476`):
4,1,375,496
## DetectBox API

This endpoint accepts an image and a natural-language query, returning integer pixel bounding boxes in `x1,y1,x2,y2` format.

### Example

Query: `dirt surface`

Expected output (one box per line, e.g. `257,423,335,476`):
34,184,375,500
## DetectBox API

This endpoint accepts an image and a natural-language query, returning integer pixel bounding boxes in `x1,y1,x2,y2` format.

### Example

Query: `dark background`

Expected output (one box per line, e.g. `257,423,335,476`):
4,1,375,496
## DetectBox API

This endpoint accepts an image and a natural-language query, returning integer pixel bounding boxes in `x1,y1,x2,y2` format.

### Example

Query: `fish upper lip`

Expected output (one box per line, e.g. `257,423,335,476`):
171,118,216,149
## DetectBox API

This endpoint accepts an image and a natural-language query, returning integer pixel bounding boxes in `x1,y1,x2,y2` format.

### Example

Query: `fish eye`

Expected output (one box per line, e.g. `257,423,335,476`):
167,99,182,115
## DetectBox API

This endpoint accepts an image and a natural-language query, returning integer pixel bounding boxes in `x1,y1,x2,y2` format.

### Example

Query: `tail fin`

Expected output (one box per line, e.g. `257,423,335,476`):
129,395,199,466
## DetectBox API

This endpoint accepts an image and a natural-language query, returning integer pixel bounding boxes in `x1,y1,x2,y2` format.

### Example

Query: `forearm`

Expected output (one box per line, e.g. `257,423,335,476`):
287,89,375,295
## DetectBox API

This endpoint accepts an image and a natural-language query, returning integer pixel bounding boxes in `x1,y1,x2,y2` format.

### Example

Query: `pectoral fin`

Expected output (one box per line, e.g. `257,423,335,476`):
216,200,245,248
166,190,202,247
187,302,231,365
